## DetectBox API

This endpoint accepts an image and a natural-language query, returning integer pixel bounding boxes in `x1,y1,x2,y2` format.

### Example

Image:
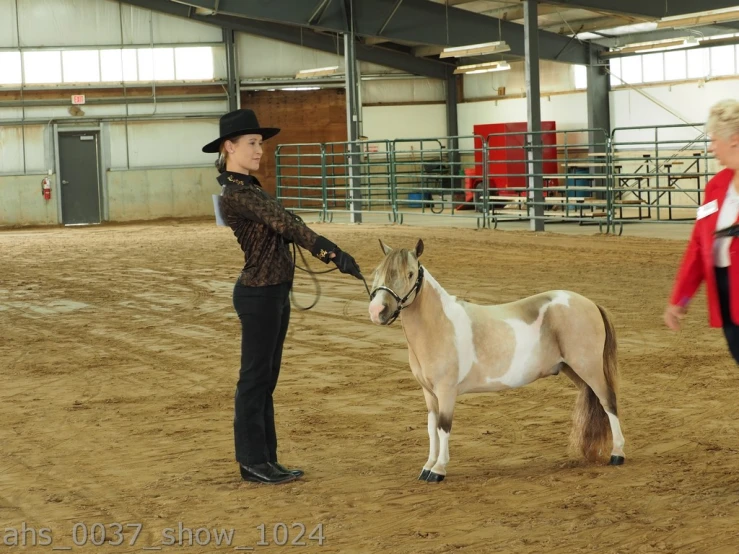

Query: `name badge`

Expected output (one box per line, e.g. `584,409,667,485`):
697,199,718,220
212,194,227,227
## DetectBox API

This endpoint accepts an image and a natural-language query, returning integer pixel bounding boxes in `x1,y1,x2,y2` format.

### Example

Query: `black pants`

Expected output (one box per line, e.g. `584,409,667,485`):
715,267,739,364
232,281,292,465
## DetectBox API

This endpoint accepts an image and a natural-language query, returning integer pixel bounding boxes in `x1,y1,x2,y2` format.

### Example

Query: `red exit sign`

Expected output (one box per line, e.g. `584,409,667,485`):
71,94,86,105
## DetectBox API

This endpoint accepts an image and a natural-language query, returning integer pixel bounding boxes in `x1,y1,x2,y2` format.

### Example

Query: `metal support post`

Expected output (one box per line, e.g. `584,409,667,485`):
344,29,363,223
524,0,544,232
445,71,460,201
223,28,239,111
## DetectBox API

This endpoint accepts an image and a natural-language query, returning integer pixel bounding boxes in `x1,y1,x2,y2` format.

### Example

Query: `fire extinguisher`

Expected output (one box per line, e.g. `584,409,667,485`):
41,177,51,201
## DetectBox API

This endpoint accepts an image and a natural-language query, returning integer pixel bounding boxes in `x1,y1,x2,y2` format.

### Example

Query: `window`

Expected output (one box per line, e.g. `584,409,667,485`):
175,47,214,80
1,46,217,85
138,48,175,81
62,50,100,83
609,58,622,87
99,49,138,82
23,51,62,84
664,50,687,81
0,52,22,85
573,64,587,89
711,45,736,77
620,56,643,84
641,53,665,83
687,49,709,79
607,42,739,87
153,48,175,81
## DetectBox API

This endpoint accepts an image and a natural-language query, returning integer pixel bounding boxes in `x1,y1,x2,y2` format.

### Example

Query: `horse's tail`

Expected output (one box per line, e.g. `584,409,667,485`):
570,304,618,462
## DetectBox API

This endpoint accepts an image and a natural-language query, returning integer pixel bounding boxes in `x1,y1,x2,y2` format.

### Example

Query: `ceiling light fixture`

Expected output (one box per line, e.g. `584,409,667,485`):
440,41,511,58
295,66,340,79
453,61,511,75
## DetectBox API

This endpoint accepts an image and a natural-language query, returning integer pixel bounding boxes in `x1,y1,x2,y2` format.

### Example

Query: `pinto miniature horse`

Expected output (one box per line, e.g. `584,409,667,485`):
368,239,624,482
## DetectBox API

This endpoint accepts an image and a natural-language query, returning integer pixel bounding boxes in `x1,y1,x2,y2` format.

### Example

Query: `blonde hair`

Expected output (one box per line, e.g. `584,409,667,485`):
707,99,739,140
215,135,242,173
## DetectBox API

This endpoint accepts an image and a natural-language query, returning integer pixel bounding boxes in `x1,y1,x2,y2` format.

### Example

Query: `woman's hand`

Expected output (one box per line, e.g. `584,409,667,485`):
664,304,687,331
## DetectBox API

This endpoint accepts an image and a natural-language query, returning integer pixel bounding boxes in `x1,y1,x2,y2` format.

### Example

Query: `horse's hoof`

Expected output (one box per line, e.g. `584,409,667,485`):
418,469,431,481
609,455,625,466
425,471,445,483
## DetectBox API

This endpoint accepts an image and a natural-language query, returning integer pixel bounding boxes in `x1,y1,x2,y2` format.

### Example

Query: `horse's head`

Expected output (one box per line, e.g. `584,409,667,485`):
368,238,424,325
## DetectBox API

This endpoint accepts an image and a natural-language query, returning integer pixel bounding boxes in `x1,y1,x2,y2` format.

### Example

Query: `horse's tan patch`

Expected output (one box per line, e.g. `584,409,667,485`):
519,293,554,325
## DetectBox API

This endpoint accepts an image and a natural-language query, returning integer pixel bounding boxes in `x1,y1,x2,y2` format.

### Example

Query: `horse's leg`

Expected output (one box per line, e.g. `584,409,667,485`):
562,365,625,464
426,387,456,483
418,387,439,481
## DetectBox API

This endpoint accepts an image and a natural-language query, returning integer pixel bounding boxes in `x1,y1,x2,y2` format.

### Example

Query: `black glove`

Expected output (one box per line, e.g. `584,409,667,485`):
332,250,363,280
311,236,339,264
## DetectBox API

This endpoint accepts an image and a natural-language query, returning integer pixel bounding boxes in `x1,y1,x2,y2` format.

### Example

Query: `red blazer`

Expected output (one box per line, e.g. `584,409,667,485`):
670,168,738,328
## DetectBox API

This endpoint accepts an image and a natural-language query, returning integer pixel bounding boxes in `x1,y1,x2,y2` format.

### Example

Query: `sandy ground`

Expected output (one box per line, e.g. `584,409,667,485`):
3,219,739,554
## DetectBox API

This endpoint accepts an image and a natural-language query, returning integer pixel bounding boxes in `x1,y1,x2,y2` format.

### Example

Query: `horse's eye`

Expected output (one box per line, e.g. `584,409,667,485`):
408,271,414,279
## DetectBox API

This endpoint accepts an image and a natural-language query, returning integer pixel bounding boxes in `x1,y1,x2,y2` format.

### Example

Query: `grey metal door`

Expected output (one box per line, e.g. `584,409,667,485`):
59,132,101,225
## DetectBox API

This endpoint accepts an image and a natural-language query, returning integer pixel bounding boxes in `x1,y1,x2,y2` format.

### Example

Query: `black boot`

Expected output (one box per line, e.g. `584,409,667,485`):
270,462,304,478
239,463,297,484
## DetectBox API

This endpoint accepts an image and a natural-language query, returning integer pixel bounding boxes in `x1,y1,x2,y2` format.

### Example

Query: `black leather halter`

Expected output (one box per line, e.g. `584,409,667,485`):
370,265,425,325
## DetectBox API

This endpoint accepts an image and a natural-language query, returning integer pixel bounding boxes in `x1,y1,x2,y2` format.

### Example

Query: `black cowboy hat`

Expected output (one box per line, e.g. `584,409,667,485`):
201,108,280,153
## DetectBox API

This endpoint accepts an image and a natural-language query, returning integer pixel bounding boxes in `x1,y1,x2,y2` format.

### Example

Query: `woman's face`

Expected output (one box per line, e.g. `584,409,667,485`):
709,132,739,170
225,134,264,173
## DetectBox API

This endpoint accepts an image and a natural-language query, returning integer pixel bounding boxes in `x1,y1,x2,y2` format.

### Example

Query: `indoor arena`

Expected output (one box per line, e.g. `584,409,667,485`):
3,1,739,553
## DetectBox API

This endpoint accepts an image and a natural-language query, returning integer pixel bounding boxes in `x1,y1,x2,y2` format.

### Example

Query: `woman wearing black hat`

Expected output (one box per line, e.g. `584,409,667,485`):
204,109,363,485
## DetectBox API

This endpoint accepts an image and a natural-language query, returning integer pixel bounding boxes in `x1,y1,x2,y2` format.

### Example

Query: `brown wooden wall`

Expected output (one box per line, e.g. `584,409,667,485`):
241,88,348,197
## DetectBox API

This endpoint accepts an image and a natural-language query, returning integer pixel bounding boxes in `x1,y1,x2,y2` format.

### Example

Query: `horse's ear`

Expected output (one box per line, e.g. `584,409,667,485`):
414,239,424,258
379,239,392,255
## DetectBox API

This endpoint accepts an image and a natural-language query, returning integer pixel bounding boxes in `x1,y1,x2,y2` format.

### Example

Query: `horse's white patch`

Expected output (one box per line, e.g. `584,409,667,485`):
607,412,625,456
486,292,570,388
424,271,478,384
550,291,571,307
488,318,541,388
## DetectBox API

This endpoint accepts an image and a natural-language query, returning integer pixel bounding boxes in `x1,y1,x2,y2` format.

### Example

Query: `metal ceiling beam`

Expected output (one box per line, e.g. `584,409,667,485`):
119,0,454,79
377,0,405,36
308,0,334,26
545,0,739,19
164,0,592,64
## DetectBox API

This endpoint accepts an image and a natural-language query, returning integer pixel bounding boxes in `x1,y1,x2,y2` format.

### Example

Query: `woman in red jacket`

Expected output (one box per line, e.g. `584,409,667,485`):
665,99,739,361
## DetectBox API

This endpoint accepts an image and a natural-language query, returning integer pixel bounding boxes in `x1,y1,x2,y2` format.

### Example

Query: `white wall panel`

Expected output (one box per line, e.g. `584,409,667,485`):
17,0,122,47
0,125,45,173
123,100,227,116
108,123,129,169
362,78,444,104
12,0,222,48
237,34,343,78
0,0,19,47
463,60,578,100
15,100,225,122
0,107,24,120
0,126,25,173
120,4,222,45
0,174,60,226
611,78,739,131
117,120,220,169
363,104,447,143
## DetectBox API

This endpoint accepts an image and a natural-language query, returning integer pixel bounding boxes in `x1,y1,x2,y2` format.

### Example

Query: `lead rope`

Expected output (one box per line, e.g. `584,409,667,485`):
286,211,371,311
290,241,372,311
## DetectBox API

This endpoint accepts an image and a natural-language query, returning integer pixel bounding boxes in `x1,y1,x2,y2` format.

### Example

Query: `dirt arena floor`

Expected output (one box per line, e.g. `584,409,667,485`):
4,219,739,553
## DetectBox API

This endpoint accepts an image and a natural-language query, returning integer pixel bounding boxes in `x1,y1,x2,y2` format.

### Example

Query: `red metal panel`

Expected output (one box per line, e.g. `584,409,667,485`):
473,121,558,197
